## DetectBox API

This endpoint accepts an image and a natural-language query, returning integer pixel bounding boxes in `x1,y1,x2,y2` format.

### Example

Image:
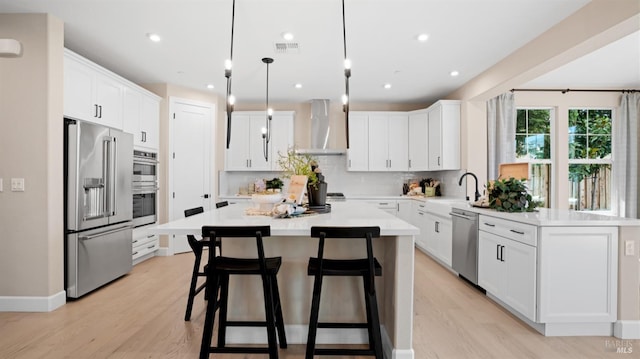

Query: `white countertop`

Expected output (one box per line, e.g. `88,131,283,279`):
452,204,640,227
150,201,419,236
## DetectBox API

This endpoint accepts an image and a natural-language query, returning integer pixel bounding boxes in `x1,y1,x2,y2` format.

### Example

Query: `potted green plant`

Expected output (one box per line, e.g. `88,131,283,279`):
277,148,327,206
487,177,540,212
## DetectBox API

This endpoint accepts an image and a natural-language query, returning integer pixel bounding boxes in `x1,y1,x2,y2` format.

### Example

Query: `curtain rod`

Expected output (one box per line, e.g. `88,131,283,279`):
511,88,638,94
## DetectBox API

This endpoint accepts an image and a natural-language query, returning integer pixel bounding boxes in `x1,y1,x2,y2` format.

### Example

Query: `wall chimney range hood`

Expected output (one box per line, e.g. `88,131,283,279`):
296,99,346,156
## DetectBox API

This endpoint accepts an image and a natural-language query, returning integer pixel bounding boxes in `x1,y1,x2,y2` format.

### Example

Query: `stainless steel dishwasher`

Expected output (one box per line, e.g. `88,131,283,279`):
450,208,479,285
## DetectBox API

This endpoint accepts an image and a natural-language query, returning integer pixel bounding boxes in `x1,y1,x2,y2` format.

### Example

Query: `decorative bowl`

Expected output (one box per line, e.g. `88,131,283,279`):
251,193,283,211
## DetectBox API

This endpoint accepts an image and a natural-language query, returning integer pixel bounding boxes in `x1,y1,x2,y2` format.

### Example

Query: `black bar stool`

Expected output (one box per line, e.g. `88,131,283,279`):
306,226,383,359
200,225,287,359
184,206,215,321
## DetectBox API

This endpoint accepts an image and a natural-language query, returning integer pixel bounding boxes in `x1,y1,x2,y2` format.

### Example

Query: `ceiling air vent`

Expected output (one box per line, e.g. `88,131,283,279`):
274,42,300,54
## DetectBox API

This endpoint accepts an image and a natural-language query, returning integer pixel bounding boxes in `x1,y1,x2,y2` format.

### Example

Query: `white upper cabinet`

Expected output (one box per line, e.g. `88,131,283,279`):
225,111,294,171
347,114,369,171
123,88,160,151
64,49,124,130
427,100,460,170
408,111,429,171
65,49,160,151
349,112,408,172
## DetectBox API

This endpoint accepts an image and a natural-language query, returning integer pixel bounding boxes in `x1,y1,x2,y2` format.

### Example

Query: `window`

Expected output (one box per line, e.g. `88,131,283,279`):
567,109,612,211
516,108,552,208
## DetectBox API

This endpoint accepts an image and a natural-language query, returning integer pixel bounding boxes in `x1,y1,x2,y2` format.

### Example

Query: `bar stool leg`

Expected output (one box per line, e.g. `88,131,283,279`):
271,275,288,348
261,275,279,359
185,247,203,321
199,273,221,359
362,276,375,348
364,279,383,359
216,274,230,348
305,273,324,359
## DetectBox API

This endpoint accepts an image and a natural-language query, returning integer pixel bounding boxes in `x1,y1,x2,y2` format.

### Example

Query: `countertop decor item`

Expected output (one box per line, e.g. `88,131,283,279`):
277,147,319,187
487,177,539,212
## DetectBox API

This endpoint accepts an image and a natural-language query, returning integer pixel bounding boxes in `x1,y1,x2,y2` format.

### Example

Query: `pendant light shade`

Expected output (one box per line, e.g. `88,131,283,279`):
225,0,236,149
342,0,351,149
262,57,274,161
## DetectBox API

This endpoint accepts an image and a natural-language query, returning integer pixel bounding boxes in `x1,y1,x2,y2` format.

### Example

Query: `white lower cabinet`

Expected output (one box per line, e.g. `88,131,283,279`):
425,212,452,266
537,226,618,323
397,200,412,223
478,230,537,322
412,203,428,251
477,214,618,331
132,227,159,265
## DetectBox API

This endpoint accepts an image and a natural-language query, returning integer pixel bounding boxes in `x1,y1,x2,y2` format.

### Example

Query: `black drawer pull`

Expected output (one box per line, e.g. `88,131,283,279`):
484,223,495,227
510,229,525,235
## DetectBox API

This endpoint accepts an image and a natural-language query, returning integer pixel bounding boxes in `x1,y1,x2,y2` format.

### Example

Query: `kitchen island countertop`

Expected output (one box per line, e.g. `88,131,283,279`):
452,204,640,227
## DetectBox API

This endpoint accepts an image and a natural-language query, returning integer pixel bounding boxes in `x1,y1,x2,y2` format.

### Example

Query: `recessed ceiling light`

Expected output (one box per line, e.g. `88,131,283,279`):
417,33,429,42
282,32,294,41
294,83,302,89
383,83,392,89
450,70,459,77
146,33,161,42
207,84,214,89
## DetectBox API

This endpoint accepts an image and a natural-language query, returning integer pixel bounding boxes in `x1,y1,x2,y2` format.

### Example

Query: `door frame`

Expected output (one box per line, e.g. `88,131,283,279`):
167,96,215,255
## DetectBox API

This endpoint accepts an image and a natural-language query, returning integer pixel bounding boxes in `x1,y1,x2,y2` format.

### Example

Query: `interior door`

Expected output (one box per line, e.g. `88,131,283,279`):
170,98,214,254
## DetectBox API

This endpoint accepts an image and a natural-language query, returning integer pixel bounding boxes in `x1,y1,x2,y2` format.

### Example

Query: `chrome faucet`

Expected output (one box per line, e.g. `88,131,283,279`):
458,172,481,202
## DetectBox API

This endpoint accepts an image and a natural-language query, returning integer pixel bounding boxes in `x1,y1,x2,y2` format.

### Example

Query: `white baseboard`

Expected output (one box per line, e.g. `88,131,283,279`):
0,290,66,312
225,324,396,358
615,320,640,339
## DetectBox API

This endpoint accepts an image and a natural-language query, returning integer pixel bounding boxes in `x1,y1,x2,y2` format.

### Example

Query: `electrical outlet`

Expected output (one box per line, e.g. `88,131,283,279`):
625,240,635,256
11,178,25,192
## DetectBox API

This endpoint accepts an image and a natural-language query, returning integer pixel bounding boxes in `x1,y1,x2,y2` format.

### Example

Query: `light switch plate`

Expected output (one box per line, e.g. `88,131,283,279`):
625,240,635,256
11,178,25,192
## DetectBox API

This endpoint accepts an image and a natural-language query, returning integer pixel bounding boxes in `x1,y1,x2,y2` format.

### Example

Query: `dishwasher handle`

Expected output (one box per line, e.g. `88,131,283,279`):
450,212,476,221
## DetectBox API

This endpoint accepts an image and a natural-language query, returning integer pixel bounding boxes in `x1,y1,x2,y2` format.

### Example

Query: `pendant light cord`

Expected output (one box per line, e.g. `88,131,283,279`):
225,0,236,149
342,0,350,148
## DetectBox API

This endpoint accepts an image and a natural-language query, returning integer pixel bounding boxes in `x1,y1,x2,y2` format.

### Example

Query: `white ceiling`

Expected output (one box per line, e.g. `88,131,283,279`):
2,0,637,105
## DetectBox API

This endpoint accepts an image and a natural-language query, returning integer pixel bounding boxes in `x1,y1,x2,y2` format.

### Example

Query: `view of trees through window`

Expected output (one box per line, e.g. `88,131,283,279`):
568,109,612,211
515,109,551,208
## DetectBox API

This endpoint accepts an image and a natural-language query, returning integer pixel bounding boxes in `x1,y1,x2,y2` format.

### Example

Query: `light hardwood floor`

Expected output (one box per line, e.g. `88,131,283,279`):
0,249,634,358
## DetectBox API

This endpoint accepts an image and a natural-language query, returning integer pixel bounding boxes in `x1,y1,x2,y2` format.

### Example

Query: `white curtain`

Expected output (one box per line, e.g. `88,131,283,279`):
487,92,516,180
614,92,640,218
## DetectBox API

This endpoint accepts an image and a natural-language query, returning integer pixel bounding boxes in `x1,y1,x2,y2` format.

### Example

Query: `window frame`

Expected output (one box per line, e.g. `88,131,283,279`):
566,107,614,212
514,107,556,208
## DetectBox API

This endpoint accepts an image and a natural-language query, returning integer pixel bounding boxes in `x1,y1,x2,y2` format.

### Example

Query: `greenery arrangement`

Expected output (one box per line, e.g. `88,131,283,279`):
276,148,319,188
265,177,283,191
488,177,540,212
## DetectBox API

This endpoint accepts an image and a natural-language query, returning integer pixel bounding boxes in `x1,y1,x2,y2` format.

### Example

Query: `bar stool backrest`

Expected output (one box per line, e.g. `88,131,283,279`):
310,226,380,294
184,207,205,251
202,226,271,275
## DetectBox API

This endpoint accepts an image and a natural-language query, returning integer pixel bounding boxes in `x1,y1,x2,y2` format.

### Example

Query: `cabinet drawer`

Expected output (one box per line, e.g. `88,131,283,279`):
132,233,157,249
479,215,537,247
133,237,159,260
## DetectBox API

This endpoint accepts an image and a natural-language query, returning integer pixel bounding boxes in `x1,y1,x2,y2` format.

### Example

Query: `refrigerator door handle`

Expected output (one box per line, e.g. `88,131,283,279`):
102,138,111,218
79,224,132,240
110,137,117,217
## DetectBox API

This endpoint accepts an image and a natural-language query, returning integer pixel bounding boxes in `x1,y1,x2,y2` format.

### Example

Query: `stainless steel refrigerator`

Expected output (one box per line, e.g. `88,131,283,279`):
64,119,134,298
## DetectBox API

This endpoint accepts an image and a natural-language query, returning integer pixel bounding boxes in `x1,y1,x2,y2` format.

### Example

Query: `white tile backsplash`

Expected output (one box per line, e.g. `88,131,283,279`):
219,155,468,199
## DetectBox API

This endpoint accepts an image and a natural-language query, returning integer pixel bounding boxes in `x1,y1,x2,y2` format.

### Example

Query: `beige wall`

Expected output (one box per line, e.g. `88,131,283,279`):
0,14,64,297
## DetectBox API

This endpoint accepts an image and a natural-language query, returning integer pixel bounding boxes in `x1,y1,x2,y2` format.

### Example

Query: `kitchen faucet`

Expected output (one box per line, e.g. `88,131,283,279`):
458,172,481,202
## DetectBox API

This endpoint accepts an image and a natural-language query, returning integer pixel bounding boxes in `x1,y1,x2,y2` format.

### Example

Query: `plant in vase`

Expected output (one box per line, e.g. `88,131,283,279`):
487,177,540,212
276,148,327,206
265,177,284,193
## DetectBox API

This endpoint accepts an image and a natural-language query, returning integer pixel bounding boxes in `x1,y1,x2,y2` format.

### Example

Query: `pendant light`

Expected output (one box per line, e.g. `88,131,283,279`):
342,0,351,148
225,0,236,149
262,57,274,161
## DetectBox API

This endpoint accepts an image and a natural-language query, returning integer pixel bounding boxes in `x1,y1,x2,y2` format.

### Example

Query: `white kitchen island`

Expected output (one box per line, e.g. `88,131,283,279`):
453,204,640,339
150,201,419,359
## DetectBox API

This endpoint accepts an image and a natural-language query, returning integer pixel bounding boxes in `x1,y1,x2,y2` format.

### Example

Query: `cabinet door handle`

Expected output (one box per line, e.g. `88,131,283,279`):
98,105,103,118
496,244,500,261
510,229,525,235
379,202,388,205
389,159,391,168
249,159,252,167
94,104,99,118
435,221,439,233
419,212,424,216
438,156,440,166
409,159,412,168
500,245,505,262
146,234,154,239
484,222,496,227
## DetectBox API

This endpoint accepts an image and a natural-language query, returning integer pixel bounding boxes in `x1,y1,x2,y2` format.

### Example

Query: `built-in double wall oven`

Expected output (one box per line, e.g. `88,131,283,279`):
132,150,158,227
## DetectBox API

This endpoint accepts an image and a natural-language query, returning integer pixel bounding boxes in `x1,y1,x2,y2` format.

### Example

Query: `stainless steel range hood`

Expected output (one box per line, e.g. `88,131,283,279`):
296,99,346,156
